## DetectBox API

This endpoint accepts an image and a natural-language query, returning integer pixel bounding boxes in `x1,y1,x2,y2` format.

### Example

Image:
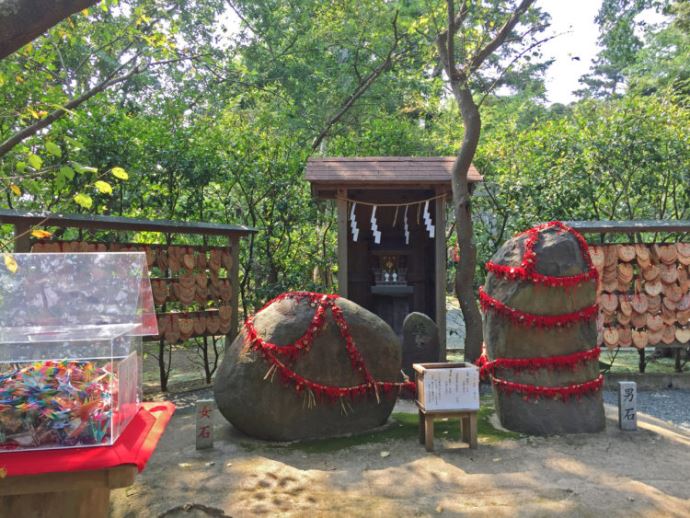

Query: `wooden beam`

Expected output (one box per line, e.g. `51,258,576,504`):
434,188,447,358
0,465,136,496
0,208,255,237
311,182,453,199
564,220,690,234
336,189,349,298
227,235,241,343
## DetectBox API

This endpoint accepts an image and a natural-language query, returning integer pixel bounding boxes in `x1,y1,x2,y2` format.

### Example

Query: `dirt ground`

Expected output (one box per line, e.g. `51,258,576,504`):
109,396,690,518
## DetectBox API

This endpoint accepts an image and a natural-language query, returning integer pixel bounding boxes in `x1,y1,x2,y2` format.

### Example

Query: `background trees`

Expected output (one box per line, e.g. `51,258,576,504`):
1,0,689,372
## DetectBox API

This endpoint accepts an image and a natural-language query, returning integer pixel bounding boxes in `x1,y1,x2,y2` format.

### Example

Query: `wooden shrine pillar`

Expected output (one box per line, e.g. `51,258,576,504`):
336,188,349,297
435,187,447,356
227,235,241,342
13,220,32,252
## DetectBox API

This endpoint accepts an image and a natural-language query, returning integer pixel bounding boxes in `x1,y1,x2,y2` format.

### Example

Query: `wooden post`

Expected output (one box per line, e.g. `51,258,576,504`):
336,188,349,298
434,189,447,358
13,221,32,252
228,235,241,343
424,416,434,452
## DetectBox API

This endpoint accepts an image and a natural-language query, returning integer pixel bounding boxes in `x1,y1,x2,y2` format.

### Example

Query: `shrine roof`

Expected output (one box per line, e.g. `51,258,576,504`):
305,157,482,198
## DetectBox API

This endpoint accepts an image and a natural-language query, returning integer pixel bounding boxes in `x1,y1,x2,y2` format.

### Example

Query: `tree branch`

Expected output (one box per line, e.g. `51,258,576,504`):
311,11,401,151
0,0,100,60
0,65,138,158
0,53,201,159
468,0,536,73
476,32,560,108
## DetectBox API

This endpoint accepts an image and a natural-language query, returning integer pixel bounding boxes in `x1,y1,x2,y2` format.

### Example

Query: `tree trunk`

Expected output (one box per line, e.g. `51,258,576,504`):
0,0,99,60
451,85,483,362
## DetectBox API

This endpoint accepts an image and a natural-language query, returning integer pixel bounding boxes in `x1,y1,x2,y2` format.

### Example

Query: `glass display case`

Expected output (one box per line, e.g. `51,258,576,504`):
0,252,157,452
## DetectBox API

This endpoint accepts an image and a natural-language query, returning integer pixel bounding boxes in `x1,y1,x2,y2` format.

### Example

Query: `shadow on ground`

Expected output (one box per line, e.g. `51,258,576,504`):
111,394,690,518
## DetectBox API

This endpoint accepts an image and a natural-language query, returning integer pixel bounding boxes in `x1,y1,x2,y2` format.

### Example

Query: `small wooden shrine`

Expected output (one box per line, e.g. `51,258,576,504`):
305,157,483,347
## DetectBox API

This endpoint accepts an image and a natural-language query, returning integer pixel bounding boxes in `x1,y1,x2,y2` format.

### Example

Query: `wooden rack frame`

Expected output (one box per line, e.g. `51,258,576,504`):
566,220,690,373
0,208,255,344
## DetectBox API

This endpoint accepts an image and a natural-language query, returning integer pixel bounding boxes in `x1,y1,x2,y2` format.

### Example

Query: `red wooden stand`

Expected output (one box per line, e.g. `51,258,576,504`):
0,402,174,518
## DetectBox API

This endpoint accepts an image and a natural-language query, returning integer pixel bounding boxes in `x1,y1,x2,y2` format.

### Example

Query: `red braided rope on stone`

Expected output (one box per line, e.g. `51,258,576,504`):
485,221,598,288
478,347,601,376
478,287,598,328
490,374,604,400
245,291,415,401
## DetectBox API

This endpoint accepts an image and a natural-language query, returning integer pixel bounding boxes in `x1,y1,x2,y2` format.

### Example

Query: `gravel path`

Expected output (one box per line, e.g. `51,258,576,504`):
603,389,690,431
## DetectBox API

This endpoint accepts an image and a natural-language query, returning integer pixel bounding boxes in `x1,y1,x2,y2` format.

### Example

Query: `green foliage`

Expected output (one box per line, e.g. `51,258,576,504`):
577,0,656,98
474,93,690,274
1,0,688,331
627,0,690,98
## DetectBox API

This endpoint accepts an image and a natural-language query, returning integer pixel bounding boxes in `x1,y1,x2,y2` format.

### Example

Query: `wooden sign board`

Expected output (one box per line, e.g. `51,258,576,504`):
413,362,480,412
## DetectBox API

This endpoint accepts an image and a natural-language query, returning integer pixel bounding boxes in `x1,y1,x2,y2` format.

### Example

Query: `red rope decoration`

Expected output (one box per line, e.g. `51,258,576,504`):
485,221,598,288
477,347,601,376
491,374,604,400
479,287,598,328
244,292,335,361
245,291,415,402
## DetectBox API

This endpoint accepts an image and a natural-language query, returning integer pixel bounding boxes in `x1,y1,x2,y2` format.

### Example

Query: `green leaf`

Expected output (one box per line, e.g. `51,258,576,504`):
59,165,75,181
94,180,113,195
15,161,26,173
4,254,18,273
27,154,43,170
45,142,62,157
111,166,129,180
72,161,98,174
73,193,93,208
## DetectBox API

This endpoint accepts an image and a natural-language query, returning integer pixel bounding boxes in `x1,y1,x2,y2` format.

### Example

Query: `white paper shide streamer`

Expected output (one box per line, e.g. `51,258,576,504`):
370,205,381,244
422,200,435,238
404,206,410,245
350,202,359,242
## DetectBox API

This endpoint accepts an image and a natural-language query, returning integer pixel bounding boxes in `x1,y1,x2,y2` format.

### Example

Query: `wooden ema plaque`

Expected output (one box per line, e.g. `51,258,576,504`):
413,362,479,452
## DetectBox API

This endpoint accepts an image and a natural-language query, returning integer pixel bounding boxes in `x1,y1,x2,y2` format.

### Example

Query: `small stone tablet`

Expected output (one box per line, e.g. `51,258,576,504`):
618,381,637,431
196,399,214,449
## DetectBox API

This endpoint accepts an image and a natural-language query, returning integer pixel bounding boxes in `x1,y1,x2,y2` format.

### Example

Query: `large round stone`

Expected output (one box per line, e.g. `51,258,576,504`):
213,295,402,441
484,225,605,435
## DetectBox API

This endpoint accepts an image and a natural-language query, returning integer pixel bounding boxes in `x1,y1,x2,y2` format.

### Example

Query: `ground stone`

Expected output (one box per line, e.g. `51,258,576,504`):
401,312,441,377
484,225,605,435
213,295,402,441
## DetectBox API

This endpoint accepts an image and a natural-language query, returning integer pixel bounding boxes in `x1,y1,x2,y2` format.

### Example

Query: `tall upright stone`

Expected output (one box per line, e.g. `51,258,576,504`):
483,223,605,435
401,312,441,378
